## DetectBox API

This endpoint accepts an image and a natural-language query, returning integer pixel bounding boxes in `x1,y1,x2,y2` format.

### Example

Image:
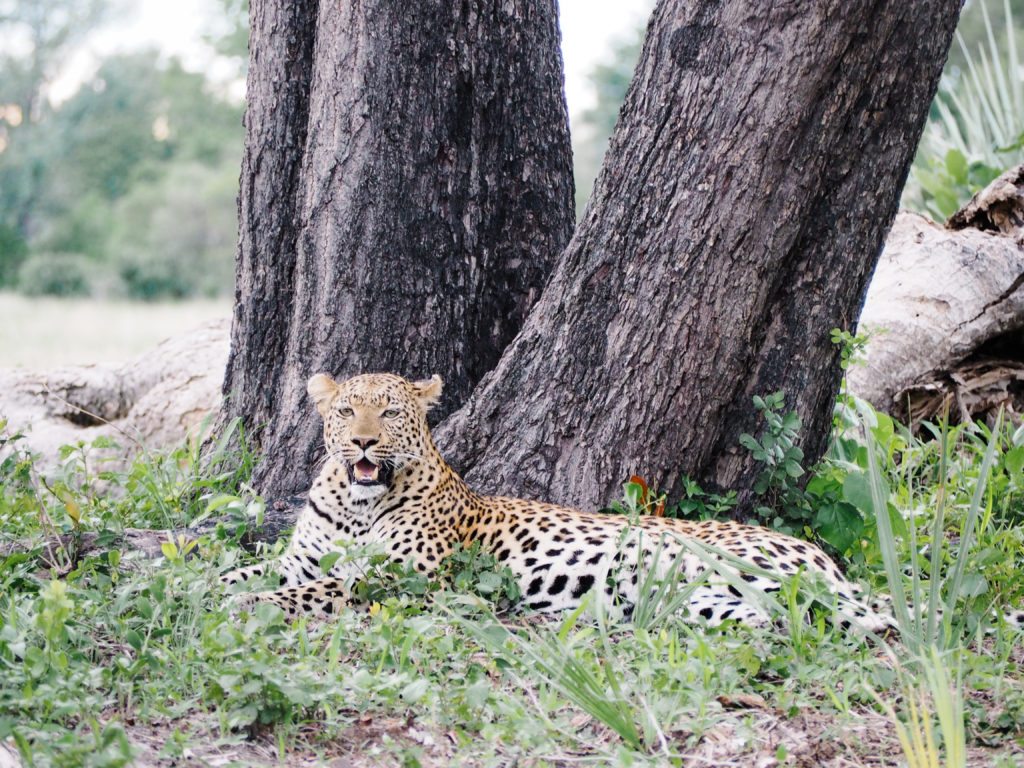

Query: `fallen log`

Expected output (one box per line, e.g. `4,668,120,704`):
0,319,229,474
849,165,1024,425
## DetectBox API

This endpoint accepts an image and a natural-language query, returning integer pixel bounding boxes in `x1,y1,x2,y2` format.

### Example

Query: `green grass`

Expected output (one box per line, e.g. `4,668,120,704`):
0,293,229,369
1,400,1024,766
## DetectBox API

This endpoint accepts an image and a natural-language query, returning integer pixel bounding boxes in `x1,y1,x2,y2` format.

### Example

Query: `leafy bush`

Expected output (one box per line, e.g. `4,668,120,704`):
904,0,1024,219
117,249,194,300
16,251,92,297
110,161,238,300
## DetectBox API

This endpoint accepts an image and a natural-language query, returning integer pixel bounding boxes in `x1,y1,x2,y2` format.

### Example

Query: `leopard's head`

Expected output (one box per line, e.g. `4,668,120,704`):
307,372,442,498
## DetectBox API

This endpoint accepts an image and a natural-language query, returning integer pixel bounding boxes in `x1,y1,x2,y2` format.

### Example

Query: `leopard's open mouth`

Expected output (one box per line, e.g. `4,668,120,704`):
351,457,381,485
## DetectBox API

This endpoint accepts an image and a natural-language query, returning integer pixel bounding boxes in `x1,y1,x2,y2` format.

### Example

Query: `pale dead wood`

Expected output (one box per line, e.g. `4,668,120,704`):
0,320,228,474
850,165,1024,425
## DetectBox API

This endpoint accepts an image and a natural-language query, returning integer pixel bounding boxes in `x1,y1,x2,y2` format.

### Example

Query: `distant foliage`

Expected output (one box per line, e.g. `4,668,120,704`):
207,0,250,66
17,252,91,297
0,2,247,301
904,0,1024,219
571,17,649,214
111,160,240,300
0,223,27,288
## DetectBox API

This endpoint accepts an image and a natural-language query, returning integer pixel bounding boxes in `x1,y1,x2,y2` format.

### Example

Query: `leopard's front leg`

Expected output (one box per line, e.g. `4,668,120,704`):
221,545,332,591
231,577,354,620
220,562,280,587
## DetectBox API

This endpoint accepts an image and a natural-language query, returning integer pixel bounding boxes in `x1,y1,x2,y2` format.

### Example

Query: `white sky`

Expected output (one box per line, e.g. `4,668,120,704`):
49,0,653,126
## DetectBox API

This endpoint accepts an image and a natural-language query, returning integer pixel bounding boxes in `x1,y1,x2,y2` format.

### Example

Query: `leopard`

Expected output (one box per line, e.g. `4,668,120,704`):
221,372,1023,634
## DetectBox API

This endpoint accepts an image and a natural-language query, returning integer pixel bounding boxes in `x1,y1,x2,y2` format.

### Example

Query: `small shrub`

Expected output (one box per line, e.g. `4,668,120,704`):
350,541,522,613
117,250,194,300
0,223,28,288
16,251,92,297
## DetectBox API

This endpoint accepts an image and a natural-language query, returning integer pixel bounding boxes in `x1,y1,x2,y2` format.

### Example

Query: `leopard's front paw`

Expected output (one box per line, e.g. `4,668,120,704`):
220,563,268,587
226,591,265,618
226,591,295,622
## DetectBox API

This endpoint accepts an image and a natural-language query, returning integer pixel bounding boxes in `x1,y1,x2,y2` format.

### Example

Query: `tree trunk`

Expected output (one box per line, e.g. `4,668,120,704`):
221,0,574,498
437,0,962,513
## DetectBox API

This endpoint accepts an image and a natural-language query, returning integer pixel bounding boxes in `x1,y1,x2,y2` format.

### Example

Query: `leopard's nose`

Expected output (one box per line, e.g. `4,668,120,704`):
352,437,378,450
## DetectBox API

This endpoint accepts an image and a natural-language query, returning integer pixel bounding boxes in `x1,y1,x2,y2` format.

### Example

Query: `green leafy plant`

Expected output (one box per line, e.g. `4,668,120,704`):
16,251,92,297
738,393,854,545
830,327,870,373
348,540,522,615
904,0,1024,219
741,392,805,506
672,477,737,520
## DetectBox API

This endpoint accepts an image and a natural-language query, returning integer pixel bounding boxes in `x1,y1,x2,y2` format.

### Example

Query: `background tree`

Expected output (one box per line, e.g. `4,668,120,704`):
220,0,575,497
0,0,108,122
571,24,646,214
0,0,109,282
206,0,249,68
0,46,243,298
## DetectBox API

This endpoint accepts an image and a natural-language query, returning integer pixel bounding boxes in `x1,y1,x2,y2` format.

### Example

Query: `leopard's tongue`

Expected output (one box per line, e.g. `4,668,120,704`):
354,458,378,482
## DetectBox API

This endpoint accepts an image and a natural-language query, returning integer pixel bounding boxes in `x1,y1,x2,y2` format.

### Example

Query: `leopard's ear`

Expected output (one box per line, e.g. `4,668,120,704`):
411,375,443,411
307,373,339,416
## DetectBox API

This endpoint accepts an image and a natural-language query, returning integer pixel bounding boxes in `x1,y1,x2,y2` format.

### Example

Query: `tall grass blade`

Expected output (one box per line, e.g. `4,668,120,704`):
869,645,966,768
942,413,1001,641
1006,0,1021,119
924,417,950,646
861,412,916,647
628,531,713,630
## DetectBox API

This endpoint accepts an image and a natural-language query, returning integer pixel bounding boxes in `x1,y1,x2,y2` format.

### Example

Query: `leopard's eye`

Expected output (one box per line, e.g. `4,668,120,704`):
339,406,354,418
383,408,400,419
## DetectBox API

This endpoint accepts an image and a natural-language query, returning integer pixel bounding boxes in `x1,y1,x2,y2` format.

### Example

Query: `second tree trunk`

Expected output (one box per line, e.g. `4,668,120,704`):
437,0,962,512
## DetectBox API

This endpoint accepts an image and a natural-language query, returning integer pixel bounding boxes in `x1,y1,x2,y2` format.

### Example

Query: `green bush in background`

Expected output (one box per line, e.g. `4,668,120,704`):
17,252,91,297
111,160,239,300
0,224,28,289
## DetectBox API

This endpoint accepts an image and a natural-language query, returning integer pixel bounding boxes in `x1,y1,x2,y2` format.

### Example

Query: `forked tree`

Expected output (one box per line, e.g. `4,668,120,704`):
222,0,963,513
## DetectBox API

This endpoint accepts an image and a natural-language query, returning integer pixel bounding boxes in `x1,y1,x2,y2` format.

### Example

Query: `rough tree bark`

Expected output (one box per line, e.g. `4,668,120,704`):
221,0,574,498
437,0,963,512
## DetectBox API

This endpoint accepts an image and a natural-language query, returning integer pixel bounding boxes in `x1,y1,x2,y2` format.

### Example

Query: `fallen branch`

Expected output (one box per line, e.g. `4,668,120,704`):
0,495,307,571
849,165,1024,424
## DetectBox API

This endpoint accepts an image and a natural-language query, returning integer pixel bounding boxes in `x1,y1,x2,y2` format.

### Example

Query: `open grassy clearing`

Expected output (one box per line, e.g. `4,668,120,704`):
1,397,1024,767
0,294,229,369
